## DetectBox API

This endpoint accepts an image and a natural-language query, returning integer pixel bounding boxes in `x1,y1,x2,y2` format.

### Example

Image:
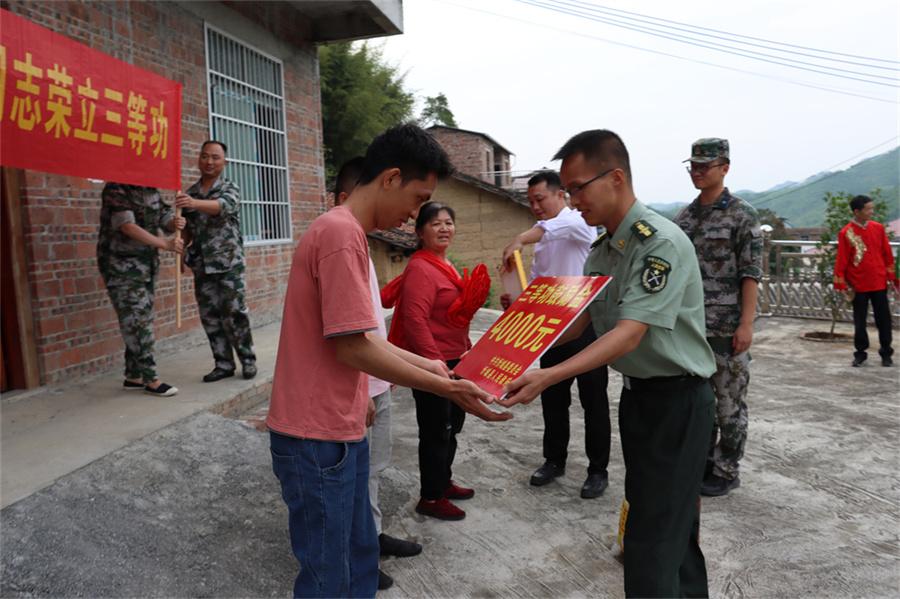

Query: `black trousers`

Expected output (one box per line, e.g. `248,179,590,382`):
539,327,610,474
620,376,714,598
413,359,465,500
852,289,893,361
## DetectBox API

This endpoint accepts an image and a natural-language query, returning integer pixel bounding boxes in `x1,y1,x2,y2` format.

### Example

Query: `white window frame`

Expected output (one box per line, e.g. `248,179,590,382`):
204,23,292,246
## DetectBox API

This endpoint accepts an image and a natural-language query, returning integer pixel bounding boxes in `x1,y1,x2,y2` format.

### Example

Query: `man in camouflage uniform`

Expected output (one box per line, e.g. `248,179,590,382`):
98,182,184,396
176,140,257,382
675,138,763,497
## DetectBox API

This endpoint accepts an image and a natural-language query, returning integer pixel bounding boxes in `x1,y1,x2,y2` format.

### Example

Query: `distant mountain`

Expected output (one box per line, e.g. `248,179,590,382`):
743,147,899,226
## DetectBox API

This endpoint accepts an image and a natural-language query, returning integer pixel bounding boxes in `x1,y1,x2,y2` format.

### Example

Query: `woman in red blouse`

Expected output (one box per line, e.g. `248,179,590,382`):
383,202,490,520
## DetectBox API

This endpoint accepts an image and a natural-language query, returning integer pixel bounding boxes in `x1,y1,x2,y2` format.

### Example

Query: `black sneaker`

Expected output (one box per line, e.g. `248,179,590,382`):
882,356,893,367
852,357,866,367
377,569,394,591
379,533,422,558
700,474,740,497
203,367,234,383
143,382,178,397
123,380,144,390
530,462,565,486
243,363,258,379
580,471,609,499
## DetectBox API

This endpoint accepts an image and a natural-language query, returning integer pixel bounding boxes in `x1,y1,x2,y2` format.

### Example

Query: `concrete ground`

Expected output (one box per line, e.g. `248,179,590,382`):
1,315,898,597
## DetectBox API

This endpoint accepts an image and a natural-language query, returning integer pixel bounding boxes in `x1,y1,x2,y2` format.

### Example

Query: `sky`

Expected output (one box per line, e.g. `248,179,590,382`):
376,0,899,204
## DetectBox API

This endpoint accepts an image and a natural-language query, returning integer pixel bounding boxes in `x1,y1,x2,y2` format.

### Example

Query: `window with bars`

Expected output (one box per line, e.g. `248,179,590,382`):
205,25,291,244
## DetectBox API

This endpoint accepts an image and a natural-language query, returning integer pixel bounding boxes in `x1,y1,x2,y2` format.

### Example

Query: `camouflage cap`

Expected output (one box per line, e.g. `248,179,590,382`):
684,138,729,163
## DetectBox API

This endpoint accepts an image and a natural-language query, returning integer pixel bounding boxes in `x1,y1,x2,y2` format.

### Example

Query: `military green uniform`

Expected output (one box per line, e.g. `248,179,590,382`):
584,200,716,598
98,183,174,383
185,176,256,372
674,187,762,482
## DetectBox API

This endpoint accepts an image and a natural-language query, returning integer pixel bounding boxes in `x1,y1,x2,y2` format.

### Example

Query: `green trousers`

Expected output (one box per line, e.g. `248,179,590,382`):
619,376,715,598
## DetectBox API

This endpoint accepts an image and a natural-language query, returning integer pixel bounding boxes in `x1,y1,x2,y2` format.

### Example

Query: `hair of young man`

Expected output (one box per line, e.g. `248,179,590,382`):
527,170,561,191
201,140,227,155
552,129,632,183
334,156,366,201
358,123,453,186
850,194,873,213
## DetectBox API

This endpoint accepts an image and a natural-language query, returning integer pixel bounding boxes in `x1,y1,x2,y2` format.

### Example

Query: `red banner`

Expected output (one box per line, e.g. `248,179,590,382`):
454,276,612,397
0,9,181,189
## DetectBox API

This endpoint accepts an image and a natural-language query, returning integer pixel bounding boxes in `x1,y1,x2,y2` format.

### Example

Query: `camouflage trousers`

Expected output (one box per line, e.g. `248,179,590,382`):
106,278,157,384
706,337,750,481
193,267,256,371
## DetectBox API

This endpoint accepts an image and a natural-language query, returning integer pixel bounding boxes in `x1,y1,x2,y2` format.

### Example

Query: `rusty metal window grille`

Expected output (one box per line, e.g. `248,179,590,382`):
205,25,291,244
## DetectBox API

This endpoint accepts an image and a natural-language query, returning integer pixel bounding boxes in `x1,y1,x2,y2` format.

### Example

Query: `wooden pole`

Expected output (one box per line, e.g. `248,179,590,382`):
175,205,182,328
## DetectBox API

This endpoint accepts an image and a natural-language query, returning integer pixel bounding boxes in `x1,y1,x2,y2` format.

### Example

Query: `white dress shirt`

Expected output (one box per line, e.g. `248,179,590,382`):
531,206,596,279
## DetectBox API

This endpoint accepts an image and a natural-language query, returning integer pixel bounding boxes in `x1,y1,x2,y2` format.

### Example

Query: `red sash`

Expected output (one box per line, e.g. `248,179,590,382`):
381,250,490,350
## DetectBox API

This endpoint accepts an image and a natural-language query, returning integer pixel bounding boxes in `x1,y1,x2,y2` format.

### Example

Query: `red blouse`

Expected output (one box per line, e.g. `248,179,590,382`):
396,258,472,361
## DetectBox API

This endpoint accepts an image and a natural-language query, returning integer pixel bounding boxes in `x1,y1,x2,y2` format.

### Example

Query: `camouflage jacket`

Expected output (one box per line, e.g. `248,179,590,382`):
97,183,173,285
185,176,245,274
673,188,763,337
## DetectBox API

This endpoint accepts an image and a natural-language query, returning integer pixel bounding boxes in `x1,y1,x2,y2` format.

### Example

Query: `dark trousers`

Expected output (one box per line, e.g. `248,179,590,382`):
413,359,465,500
540,327,610,474
852,289,893,361
619,376,715,598
269,432,378,598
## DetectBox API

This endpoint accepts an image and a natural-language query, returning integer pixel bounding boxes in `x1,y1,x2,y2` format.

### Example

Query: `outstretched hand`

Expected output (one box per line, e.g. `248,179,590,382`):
447,379,512,422
497,370,549,408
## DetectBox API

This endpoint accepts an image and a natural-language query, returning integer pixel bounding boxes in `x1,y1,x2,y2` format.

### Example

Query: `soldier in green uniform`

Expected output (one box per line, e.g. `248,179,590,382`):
175,141,257,382
675,138,763,497
501,130,716,598
98,182,185,396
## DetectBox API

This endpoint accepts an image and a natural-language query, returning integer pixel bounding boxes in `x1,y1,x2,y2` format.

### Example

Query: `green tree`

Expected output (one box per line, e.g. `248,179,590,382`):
318,42,415,183
419,93,457,128
817,189,890,336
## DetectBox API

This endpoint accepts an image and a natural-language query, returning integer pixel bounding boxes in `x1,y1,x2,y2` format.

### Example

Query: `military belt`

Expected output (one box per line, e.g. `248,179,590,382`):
622,374,706,392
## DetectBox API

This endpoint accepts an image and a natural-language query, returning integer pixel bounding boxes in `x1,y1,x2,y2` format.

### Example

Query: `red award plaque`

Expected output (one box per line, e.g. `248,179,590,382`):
454,275,612,397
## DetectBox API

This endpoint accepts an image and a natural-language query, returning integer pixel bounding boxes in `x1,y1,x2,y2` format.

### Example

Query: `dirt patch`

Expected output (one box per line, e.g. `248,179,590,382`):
801,331,854,342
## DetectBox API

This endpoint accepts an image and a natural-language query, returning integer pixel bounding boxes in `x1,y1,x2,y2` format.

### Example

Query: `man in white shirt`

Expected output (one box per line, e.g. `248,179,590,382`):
501,171,611,498
335,158,423,591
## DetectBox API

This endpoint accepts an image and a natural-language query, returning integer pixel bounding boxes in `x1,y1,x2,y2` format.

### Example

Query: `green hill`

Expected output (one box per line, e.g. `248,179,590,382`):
649,147,899,226
743,147,899,226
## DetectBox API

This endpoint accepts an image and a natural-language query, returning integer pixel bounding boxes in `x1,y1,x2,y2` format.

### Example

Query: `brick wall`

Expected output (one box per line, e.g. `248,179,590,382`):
369,178,535,308
4,1,326,383
428,128,494,184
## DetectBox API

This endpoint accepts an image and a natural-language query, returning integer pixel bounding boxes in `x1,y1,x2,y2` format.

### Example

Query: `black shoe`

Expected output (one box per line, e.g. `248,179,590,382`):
852,356,866,367
882,356,893,367
123,379,144,391
580,472,609,499
143,382,178,397
700,474,740,497
379,533,422,558
243,364,258,379
203,367,234,383
530,462,565,486
377,569,394,591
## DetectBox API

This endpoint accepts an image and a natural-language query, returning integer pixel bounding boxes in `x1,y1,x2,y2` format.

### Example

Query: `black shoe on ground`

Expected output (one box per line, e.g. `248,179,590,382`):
377,569,394,591
123,379,144,390
700,474,740,497
852,356,866,367
379,533,422,558
143,382,178,397
580,471,609,499
203,367,234,383
242,363,258,379
530,462,565,486
882,356,893,367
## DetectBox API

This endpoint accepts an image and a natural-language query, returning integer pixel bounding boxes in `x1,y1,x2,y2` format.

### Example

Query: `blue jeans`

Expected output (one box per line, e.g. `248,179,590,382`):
270,431,379,598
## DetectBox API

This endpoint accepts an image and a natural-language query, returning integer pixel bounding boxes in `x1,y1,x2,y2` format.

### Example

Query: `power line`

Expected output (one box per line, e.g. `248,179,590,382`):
516,0,899,88
751,136,900,209
549,0,900,72
430,0,895,104
560,0,900,65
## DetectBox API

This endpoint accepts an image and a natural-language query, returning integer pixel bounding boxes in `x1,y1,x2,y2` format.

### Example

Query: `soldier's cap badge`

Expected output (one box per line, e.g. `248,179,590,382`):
641,255,671,293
